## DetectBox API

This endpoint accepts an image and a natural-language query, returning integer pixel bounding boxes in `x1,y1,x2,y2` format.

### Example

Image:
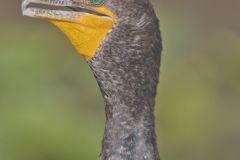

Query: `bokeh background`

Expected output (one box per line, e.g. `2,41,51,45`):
0,0,239,160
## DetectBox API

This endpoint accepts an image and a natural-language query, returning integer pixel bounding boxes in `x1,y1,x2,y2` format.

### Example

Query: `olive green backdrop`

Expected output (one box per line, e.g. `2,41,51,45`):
0,0,239,160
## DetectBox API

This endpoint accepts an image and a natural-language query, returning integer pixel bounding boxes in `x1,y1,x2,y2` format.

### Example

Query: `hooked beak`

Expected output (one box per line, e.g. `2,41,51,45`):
22,0,112,22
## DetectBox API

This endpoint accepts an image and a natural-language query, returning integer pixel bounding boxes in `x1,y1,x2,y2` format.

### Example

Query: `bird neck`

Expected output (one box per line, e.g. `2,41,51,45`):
100,83,160,160
87,6,161,159
88,43,161,160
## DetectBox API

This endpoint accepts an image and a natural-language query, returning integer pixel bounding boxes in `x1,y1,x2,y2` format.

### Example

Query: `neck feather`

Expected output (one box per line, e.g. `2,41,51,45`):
99,75,160,160
88,44,161,160
89,57,160,160
87,7,161,159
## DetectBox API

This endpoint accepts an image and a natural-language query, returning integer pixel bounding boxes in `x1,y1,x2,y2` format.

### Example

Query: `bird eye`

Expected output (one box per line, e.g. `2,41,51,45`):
91,0,104,6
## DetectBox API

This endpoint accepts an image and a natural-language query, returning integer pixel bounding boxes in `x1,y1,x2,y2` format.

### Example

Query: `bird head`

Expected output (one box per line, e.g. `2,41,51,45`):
22,0,116,59
22,0,158,60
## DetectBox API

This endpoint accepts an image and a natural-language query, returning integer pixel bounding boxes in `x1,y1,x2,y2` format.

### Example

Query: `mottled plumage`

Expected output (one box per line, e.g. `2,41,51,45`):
88,1,162,159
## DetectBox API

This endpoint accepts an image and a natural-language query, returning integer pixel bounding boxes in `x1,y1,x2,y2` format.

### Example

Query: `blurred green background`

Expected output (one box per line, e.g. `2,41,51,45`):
0,0,240,160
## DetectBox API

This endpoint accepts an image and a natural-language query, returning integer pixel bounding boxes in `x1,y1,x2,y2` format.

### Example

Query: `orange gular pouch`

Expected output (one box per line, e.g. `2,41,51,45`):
49,7,115,59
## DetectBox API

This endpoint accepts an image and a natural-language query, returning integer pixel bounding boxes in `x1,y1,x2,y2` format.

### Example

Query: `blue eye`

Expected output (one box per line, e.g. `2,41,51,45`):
92,0,104,6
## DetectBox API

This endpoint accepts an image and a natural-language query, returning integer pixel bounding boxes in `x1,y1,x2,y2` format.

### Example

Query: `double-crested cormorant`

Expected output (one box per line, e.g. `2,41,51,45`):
22,0,162,159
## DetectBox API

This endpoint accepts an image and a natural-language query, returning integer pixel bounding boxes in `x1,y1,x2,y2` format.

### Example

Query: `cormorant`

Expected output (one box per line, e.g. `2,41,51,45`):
22,0,162,159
